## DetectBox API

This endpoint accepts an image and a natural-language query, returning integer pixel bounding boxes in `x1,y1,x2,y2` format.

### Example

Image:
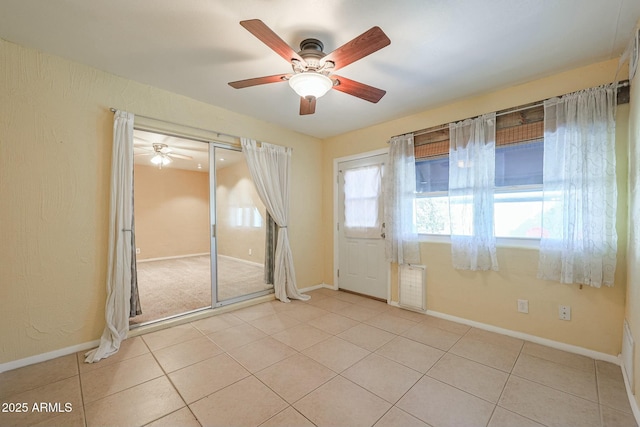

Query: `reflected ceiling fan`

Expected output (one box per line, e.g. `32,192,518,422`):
135,142,192,169
228,19,391,115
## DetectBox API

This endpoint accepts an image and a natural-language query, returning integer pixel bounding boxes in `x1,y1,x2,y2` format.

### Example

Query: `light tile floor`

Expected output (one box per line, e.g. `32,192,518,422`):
1,288,638,427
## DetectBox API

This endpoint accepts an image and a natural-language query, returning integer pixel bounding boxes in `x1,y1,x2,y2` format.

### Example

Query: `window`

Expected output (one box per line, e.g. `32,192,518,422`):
414,106,545,239
415,156,450,235
343,164,383,238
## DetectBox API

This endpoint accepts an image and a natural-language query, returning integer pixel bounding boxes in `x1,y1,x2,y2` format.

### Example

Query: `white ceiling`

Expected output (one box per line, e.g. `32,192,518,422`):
133,129,243,172
1,0,639,139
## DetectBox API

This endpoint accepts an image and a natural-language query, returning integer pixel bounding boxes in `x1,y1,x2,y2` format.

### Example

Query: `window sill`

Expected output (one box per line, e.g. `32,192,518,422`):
418,234,540,249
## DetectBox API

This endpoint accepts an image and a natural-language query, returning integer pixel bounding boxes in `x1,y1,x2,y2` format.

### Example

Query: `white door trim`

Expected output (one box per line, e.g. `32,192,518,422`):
333,147,389,300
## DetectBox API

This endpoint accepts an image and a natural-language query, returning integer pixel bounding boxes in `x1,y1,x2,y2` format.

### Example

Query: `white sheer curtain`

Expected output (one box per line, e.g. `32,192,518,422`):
384,134,420,264
241,138,310,302
344,164,383,239
538,84,618,287
448,113,498,271
85,110,134,363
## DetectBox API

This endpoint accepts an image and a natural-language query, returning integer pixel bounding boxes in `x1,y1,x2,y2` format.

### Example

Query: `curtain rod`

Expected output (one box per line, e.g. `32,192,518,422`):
393,80,630,140
109,108,241,141
408,103,540,138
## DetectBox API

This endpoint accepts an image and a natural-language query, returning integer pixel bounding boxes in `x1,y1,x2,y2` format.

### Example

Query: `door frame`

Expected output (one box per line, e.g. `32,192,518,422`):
130,124,273,327
333,147,390,302
210,143,274,308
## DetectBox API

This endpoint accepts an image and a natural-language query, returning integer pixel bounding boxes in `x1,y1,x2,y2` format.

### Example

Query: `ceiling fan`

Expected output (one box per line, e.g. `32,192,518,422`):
228,19,391,115
135,142,192,169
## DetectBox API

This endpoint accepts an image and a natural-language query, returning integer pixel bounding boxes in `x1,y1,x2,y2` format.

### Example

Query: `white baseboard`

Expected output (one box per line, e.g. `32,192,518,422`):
217,254,263,268
0,294,279,373
138,253,264,268
620,354,640,423
388,301,427,314
0,339,100,373
387,301,619,364
137,252,210,263
412,305,638,425
430,308,619,364
299,283,330,293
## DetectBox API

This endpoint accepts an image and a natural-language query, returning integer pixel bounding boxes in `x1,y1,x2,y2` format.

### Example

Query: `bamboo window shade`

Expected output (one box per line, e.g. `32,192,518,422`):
412,81,630,161
414,103,544,160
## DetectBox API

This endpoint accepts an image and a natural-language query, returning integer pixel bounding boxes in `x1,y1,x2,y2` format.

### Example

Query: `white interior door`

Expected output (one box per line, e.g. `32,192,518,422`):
337,153,388,299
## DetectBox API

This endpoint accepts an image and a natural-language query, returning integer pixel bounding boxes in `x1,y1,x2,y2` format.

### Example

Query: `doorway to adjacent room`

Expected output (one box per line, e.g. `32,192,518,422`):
130,129,273,326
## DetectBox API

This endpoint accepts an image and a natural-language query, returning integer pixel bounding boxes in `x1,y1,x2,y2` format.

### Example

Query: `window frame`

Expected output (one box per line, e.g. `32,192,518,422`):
414,138,545,243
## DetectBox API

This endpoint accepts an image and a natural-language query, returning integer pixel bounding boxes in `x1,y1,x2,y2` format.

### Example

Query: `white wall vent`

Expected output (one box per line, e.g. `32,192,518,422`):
622,319,635,394
399,264,426,311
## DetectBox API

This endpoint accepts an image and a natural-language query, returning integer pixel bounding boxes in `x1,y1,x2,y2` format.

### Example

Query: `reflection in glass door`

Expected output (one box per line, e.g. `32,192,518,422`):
131,130,212,325
211,146,273,306
130,131,275,326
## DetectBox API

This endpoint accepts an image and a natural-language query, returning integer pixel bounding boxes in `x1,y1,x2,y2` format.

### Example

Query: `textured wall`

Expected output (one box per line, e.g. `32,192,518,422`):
625,28,640,407
134,164,210,260
323,58,629,355
0,38,323,365
216,158,267,264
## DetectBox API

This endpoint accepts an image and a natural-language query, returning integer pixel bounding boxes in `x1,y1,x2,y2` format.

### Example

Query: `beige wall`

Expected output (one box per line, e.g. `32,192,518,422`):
0,31,634,369
136,155,267,263
216,159,267,264
0,38,324,365
625,27,640,409
134,164,210,260
323,58,629,355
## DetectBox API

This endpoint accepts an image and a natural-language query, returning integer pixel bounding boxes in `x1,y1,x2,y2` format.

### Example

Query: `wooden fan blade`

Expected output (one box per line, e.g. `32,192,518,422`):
332,75,386,103
240,19,305,65
300,96,316,115
228,74,290,89
321,26,390,71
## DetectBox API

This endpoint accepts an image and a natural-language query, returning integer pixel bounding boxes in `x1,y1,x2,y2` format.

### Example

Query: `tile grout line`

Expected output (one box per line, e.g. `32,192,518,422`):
8,292,629,427
508,353,601,405
252,305,410,426
249,350,323,426
332,312,434,426
165,298,616,426
79,339,169,425
75,352,88,427
144,334,204,427
488,342,523,427
596,360,605,427
157,325,260,408
185,330,324,426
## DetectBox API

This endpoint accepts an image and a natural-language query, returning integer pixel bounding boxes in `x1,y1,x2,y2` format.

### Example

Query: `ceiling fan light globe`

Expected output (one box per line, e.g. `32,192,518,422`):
151,154,172,166
288,72,333,99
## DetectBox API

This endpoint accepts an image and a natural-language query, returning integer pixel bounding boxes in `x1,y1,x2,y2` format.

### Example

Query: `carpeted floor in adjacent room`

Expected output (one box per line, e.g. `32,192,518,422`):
130,255,273,325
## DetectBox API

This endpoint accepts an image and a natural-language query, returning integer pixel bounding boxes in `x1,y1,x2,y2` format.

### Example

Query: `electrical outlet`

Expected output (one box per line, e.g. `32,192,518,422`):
517,299,529,313
136,248,141,255
559,305,571,321
249,248,252,256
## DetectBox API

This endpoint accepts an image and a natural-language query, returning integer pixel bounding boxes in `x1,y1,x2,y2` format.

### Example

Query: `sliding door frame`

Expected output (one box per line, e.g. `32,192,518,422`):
209,142,274,308
130,125,273,327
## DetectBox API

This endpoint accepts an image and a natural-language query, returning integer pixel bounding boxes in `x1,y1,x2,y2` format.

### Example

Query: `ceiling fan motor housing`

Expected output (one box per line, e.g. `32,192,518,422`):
298,38,327,70
152,143,168,153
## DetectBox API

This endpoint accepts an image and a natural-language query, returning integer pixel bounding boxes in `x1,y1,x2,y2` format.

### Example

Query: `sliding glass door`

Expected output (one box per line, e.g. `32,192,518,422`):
130,131,271,326
210,146,273,306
